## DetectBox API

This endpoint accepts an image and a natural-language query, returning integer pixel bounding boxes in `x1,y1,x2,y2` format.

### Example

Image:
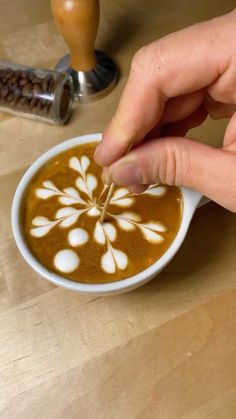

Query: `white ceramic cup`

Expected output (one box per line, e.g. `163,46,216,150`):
11,133,207,296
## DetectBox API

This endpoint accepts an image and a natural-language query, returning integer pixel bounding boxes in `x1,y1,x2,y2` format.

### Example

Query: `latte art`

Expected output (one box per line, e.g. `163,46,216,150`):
23,143,182,283
31,159,166,273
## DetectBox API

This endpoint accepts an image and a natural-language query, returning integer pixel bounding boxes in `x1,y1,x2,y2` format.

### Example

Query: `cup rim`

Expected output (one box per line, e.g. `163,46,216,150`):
11,133,201,294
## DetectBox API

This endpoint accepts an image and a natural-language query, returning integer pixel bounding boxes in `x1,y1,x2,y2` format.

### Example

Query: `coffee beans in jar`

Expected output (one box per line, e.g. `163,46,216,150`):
0,61,74,125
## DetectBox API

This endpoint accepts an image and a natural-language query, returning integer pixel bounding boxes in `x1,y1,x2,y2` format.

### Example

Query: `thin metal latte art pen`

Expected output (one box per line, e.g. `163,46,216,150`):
99,142,134,224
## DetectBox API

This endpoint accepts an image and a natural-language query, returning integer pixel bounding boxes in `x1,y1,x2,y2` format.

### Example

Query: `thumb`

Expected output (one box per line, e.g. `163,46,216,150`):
104,137,236,212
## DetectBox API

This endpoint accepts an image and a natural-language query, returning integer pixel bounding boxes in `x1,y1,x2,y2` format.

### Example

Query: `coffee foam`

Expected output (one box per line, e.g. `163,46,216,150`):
24,146,182,283
30,154,169,274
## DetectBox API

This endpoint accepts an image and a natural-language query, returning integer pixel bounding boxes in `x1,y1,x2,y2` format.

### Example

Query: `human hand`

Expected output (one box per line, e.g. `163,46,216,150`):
94,9,236,212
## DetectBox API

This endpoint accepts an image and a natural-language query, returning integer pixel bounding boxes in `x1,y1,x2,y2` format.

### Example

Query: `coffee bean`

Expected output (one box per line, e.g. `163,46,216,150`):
34,100,43,115
1,86,8,98
41,74,54,92
33,84,42,95
47,102,53,116
0,72,5,80
15,70,22,79
40,99,47,112
29,97,38,110
48,79,56,93
22,83,33,97
8,77,14,86
28,71,36,81
42,79,48,92
45,73,53,82
39,97,48,107
10,73,20,85
14,86,21,100
19,97,27,106
4,68,14,79
20,70,28,79
6,92,14,103
32,76,42,84
39,108,47,117
19,78,28,87
11,82,18,91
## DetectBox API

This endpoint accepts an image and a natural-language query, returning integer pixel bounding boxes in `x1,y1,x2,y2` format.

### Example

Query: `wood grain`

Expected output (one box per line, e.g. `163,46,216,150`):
0,0,236,418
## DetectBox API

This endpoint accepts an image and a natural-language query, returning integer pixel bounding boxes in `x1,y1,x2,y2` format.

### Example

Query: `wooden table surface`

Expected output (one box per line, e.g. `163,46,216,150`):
0,1,236,418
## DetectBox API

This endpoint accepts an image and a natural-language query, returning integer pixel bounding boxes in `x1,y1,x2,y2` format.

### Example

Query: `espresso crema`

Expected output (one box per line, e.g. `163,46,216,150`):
22,142,182,283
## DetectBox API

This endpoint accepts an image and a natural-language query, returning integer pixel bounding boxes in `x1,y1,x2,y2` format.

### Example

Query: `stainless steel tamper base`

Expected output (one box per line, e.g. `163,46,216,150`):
55,50,117,103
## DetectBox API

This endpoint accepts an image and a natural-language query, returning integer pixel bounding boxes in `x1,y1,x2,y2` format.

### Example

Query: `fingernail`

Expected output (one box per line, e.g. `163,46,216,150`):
94,144,102,163
102,168,112,185
111,162,143,185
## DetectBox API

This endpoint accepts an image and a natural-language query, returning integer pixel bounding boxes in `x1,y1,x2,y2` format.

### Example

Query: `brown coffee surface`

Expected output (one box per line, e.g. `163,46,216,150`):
22,142,182,283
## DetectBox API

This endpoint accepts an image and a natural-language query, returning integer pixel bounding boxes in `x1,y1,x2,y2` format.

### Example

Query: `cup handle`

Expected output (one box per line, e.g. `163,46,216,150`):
182,187,210,216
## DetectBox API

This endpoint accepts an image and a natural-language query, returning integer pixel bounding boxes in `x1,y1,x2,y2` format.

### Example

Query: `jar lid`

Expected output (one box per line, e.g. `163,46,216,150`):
53,73,74,125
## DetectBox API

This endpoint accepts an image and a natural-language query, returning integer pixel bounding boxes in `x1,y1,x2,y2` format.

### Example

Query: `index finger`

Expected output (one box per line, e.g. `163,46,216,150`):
94,10,235,167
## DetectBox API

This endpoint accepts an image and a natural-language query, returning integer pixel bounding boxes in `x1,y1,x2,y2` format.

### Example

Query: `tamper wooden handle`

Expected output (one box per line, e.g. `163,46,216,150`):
51,0,99,72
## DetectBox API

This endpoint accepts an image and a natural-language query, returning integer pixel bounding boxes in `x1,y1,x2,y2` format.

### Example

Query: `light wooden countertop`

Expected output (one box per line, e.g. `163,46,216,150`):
0,1,236,418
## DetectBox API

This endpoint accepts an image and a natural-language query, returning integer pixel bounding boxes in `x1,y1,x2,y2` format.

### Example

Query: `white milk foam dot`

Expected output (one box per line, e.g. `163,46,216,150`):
68,228,89,247
54,249,80,273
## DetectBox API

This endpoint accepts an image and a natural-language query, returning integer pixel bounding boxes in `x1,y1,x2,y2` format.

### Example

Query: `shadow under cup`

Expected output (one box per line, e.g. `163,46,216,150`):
12,134,200,295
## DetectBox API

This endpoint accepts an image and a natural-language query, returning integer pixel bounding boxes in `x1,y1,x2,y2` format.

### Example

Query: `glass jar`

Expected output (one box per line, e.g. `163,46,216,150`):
0,61,74,125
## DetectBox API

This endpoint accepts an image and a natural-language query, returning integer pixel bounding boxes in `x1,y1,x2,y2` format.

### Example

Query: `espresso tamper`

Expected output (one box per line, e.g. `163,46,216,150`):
51,0,118,103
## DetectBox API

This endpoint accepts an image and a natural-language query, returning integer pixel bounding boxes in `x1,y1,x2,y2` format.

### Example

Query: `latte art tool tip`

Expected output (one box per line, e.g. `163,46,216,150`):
99,182,115,224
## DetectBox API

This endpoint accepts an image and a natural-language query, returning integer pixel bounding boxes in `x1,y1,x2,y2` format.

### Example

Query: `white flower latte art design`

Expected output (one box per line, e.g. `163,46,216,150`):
30,154,168,274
